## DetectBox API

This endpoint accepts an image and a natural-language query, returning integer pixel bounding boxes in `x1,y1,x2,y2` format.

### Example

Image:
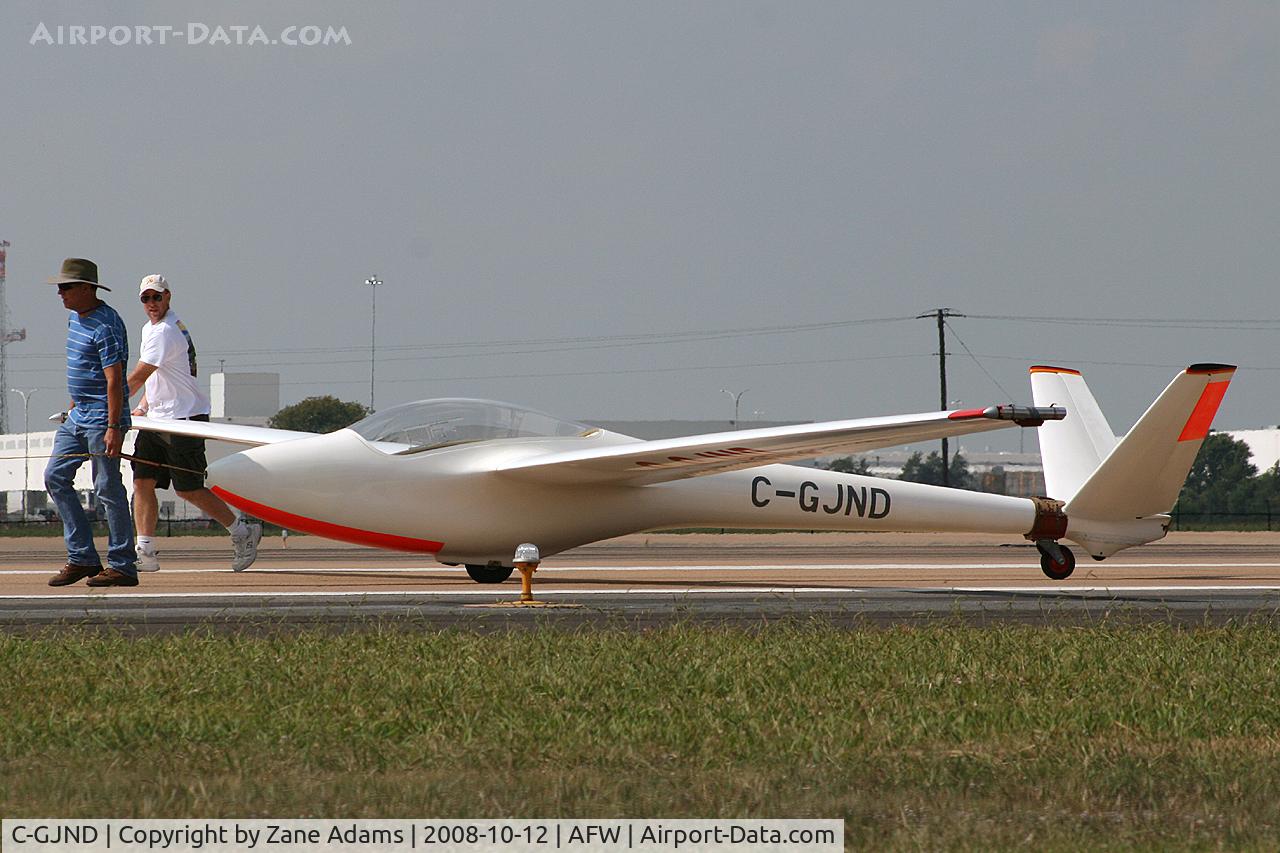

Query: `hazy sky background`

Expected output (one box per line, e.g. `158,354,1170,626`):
1,2,1276,453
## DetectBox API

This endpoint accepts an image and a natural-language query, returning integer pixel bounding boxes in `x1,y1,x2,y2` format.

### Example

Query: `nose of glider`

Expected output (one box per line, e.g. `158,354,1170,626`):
206,449,269,500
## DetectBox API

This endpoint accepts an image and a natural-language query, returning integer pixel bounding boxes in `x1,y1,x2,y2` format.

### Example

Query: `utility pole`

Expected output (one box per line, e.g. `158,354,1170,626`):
917,308,964,486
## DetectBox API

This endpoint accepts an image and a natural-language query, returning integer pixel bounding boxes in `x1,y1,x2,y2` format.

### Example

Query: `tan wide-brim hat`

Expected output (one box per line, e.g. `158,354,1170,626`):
46,257,112,291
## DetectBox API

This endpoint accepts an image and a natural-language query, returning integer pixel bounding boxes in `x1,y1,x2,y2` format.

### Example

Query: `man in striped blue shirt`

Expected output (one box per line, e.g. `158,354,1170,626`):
43,258,138,587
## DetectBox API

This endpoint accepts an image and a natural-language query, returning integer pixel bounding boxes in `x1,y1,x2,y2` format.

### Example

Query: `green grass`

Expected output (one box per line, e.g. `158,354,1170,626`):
3,624,1280,850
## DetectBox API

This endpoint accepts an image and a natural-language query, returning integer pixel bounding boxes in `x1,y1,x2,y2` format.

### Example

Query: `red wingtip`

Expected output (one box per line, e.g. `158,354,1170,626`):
1177,376,1233,442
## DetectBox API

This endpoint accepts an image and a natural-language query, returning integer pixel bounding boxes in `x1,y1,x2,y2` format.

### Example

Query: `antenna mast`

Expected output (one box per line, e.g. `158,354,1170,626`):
0,241,29,434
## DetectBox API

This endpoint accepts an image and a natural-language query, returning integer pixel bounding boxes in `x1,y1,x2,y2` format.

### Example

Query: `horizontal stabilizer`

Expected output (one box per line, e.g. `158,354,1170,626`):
1066,364,1235,519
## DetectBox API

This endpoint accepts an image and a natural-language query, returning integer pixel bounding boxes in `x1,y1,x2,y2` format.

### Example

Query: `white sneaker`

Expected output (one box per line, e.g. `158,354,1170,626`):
231,522,263,572
136,544,161,572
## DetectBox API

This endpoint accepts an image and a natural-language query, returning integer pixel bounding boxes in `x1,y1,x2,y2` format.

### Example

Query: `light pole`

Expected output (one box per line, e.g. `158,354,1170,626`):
720,388,749,430
9,388,37,519
365,275,383,412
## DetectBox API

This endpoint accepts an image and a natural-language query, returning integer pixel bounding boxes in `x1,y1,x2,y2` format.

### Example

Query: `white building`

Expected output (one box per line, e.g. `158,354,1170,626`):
1226,428,1280,473
211,372,279,422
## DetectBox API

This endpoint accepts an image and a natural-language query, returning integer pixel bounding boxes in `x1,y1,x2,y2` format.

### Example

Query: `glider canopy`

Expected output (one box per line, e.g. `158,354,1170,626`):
349,398,596,453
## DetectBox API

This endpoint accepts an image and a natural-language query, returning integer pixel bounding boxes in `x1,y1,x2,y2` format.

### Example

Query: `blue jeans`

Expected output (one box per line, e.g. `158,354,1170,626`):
44,420,137,575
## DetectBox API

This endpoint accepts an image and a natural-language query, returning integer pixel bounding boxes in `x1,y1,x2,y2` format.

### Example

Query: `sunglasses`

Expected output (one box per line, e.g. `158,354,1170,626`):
57,283,86,293
140,292,166,303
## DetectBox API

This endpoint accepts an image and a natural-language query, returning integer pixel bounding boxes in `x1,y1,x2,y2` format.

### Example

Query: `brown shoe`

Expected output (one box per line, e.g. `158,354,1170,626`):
86,568,139,588
48,563,103,587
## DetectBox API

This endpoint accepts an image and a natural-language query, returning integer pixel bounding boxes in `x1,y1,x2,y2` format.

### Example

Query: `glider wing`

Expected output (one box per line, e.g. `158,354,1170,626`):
130,416,310,447
489,404,1064,485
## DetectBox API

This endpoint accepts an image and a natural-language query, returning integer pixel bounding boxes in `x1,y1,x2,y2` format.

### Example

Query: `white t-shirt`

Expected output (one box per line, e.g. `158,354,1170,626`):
138,309,211,419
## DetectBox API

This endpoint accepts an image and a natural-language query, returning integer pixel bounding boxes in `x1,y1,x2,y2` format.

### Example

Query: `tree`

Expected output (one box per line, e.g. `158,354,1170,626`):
1181,433,1256,497
821,455,872,475
898,450,974,490
1178,432,1262,516
268,396,370,433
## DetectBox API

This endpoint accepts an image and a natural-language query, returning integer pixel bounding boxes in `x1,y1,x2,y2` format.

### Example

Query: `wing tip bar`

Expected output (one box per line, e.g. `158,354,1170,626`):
955,404,1068,427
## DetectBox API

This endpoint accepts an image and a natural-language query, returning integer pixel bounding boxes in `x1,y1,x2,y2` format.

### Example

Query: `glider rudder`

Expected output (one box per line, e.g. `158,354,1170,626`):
1028,365,1119,503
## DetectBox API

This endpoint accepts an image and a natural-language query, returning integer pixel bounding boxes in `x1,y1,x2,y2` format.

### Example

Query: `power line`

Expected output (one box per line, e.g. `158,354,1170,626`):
5,311,1276,366
965,314,1280,329
0,351,932,389
3,314,920,362
944,320,1016,399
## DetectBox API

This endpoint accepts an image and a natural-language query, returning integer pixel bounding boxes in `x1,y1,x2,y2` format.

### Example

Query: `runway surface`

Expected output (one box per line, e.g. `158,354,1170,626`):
3,532,1279,631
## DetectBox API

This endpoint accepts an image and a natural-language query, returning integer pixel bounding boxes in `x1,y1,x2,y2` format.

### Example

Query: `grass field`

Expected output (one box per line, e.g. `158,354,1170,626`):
3,623,1280,850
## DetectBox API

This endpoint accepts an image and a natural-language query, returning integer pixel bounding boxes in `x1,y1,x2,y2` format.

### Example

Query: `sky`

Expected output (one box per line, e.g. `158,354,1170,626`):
1,2,1276,453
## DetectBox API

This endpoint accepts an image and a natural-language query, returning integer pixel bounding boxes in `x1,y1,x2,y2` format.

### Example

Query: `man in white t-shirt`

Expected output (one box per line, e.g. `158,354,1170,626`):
126,274,262,572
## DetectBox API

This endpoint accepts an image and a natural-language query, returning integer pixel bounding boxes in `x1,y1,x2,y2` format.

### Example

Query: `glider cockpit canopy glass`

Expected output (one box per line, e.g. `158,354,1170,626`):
348,398,597,454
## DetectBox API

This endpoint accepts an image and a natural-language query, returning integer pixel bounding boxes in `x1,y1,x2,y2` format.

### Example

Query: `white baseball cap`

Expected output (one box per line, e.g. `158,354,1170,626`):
139,274,169,295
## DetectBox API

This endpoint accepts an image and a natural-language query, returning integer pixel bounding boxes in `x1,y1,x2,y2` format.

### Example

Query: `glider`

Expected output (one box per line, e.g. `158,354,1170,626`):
133,363,1234,581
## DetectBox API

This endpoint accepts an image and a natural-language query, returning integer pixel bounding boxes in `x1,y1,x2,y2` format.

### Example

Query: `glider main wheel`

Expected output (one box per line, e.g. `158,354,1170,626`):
465,563,514,584
1039,545,1076,581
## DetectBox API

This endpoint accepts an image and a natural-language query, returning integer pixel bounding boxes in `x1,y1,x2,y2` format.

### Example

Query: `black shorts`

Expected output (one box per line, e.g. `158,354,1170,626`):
131,414,209,492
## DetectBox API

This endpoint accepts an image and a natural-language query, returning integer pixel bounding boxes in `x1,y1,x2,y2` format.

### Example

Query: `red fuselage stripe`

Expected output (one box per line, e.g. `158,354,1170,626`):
210,486,444,553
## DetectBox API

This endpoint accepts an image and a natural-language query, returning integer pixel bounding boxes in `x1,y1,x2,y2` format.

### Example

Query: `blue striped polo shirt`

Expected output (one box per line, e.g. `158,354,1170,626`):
65,303,131,429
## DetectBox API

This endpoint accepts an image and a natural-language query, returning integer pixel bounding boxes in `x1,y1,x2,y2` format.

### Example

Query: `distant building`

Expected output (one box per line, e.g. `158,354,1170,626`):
211,372,280,426
838,449,1046,497
1226,428,1280,473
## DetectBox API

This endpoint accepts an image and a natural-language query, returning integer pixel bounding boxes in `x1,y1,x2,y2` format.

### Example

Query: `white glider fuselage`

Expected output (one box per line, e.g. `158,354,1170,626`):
133,364,1235,580
206,427,1038,565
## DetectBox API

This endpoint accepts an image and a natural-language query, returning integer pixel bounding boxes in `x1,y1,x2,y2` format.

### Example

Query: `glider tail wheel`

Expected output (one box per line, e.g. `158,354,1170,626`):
465,563,514,584
1035,540,1076,580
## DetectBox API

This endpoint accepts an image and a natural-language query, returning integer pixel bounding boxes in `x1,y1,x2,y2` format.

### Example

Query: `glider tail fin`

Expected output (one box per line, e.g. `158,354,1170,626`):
1030,364,1236,557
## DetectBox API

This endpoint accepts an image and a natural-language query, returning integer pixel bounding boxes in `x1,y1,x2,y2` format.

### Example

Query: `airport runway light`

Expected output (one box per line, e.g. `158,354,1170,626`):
365,275,383,412
9,387,37,519
720,388,749,430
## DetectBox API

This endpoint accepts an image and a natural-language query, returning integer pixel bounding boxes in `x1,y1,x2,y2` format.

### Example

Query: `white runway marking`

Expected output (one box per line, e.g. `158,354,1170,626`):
3,561,1280,577
0,587,847,601
5,585,1280,603
954,586,1280,593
